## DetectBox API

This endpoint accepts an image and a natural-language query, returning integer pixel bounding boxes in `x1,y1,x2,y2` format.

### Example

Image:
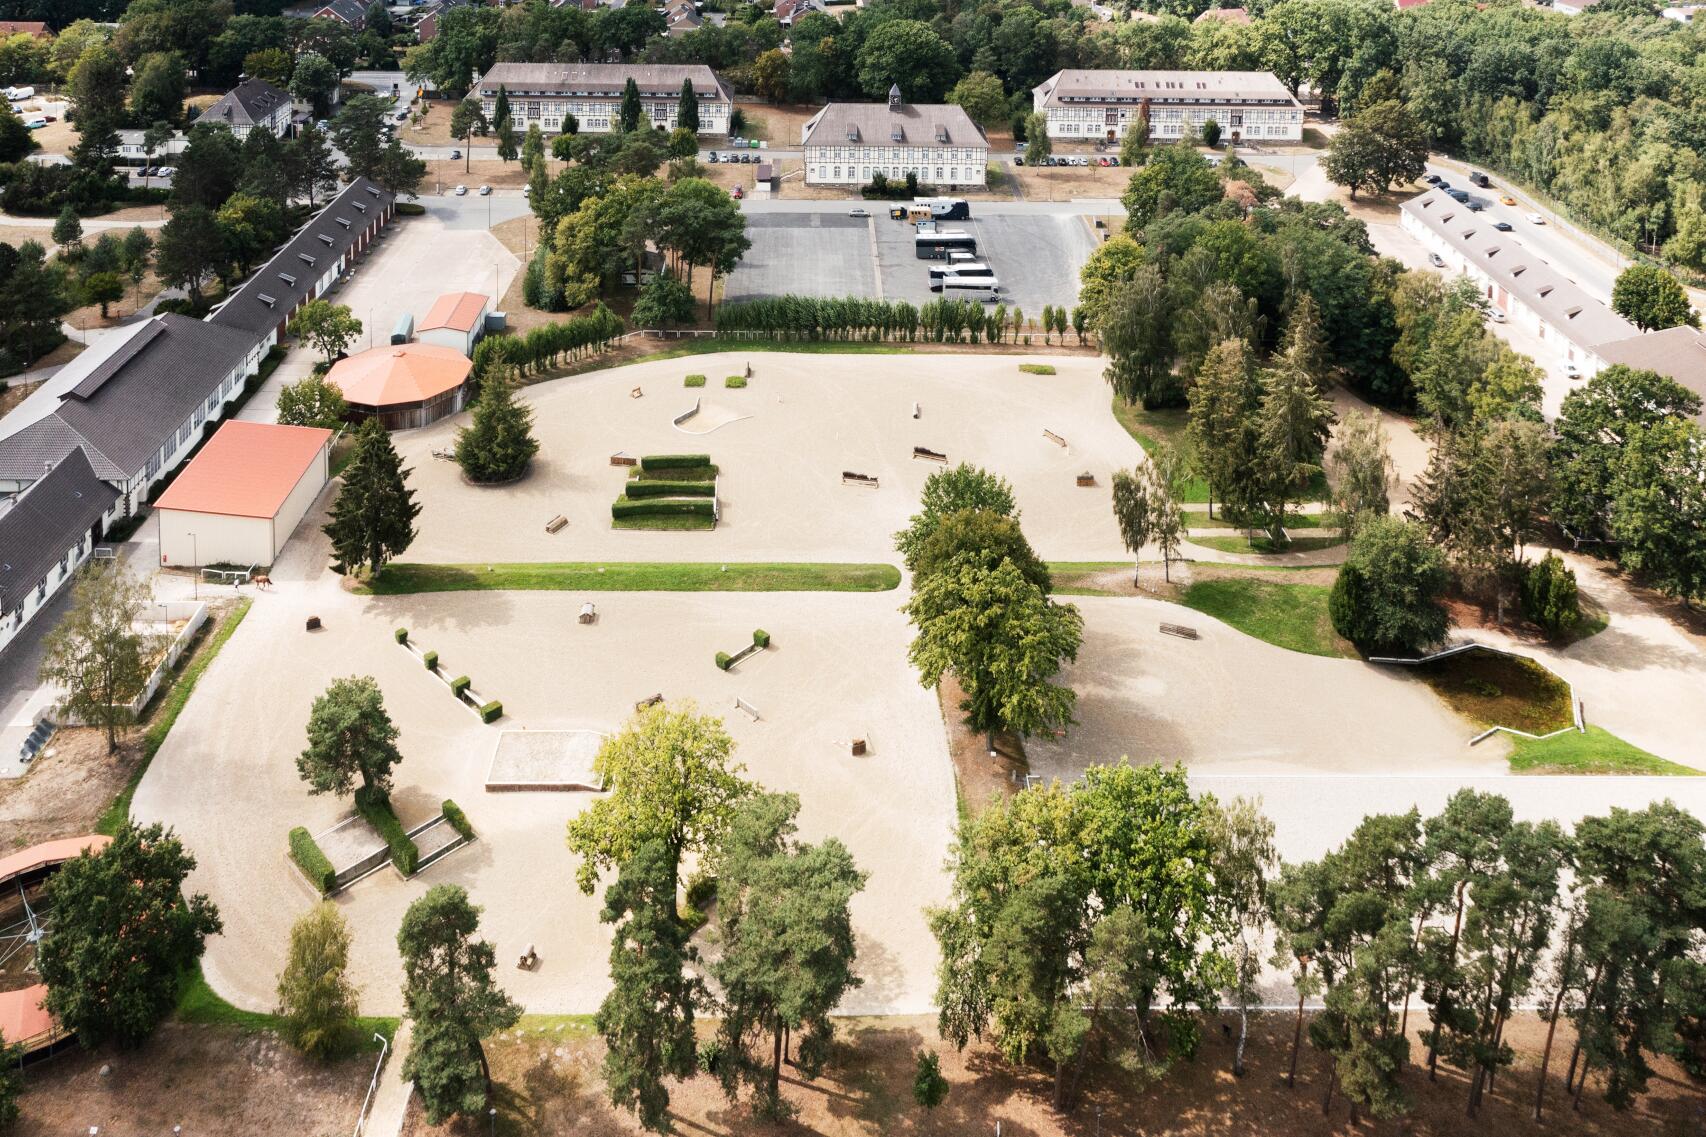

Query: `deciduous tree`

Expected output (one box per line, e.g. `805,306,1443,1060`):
37,561,156,753
1611,263,1699,332
277,372,349,430
290,299,362,365
276,902,361,1059
1328,515,1449,652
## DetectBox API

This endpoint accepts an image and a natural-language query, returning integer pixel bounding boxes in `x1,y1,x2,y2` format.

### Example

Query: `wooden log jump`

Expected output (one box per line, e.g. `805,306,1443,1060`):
912,446,948,463
1160,623,1199,640
1043,429,1067,448
545,515,568,533
842,471,880,488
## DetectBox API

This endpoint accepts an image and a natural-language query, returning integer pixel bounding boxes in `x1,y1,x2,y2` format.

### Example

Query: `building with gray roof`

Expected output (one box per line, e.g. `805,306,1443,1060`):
197,77,293,140
802,86,987,187
473,63,732,136
1031,69,1302,143
1594,324,1706,419
0,448,119,654
1401,189,1638,372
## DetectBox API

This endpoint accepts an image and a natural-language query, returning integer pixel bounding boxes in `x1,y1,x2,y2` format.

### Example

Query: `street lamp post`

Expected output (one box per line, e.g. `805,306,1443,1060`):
190,533,198,600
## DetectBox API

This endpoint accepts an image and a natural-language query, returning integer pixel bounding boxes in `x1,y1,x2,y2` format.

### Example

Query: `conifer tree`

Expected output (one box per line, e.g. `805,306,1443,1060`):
676,78,699,133
323,418,420,576
620,78,644,133
455,374,539,483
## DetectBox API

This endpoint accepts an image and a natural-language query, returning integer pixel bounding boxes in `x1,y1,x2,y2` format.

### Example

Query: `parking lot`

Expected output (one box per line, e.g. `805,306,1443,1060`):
725,209,1097,313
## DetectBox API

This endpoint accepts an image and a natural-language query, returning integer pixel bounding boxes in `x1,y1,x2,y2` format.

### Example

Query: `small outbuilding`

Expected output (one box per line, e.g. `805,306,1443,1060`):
416,291,491,356
155,421,333,569
326,342,473,430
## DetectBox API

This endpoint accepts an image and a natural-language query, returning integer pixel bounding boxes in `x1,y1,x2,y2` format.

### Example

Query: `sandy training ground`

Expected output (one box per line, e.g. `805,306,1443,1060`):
132,513,954,1017
394,352,1142,564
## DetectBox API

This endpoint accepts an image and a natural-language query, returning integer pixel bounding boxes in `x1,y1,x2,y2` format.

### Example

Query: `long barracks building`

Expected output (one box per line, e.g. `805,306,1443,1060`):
473,63,733,136
1031,69,1304,144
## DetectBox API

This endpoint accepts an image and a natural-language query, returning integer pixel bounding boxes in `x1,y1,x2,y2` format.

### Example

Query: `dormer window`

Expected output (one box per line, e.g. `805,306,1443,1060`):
297,253,315,265
258,293,276,307
279,272,296,285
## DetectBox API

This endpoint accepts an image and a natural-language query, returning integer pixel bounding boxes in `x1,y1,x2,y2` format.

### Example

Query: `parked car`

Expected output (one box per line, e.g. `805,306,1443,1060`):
849,207,869,217
732,185,743,199
1428,252,1446,268
708,151,720,162
1489,310,1507,323
1013,155,1024,166
454,184,468,195
1466,199,1484,211
478,185,491,195
1563,361,1581,377
523,185,531,197
450,149,461,160
1424,173,1441,185
1526,212,1545,224
1108,156,1120,166
1437,180,1452,191
1015,141,1028,152
1500,194,1516,206
156,166,174,176
1469,170,1490,188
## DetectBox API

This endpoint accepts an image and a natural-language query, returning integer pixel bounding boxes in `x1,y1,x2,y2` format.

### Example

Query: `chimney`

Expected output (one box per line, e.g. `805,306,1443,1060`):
888,83,902,111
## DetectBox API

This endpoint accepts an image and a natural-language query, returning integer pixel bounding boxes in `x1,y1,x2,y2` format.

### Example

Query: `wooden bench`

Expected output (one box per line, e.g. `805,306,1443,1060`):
1160,623,1199,640
578,602,596,624
912,446,947,463
545,515,568,534
1076,472,1096,487
1043,429,1067,448
517,943,538,970
841,471,879,488
635,693,663,711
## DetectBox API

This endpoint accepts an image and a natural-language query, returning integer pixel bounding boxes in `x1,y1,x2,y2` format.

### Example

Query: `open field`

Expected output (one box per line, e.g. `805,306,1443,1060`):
399,1012,1698,1137
390,352,1143,564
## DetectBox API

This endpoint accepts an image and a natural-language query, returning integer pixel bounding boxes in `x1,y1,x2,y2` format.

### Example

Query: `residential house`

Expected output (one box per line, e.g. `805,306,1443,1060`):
775,0,827,25
0,21,49,39
0,449,117,656
802,85,987,188
295,0,370,28
1030,69,1303,143
1592,325,1706,419
196,77,294,140
473,63,732,135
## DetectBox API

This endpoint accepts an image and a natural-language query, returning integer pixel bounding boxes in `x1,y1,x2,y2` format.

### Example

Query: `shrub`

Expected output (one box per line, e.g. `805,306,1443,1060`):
697,1038,726,1075
441,799,474,840
450,675,471,697
684,374,706,387
752,628,770,648
1329,516,1450,653
724,375,747,388
480,700,504,723
289,826,336,895
355,787,419,875
715,651,733,671
640,453,712,470
395,202,427,216
423,650,439,671
1018,363,1056,375
1520,552,1580,637
394,627,408,643
611,498,716,519
622,479,717,499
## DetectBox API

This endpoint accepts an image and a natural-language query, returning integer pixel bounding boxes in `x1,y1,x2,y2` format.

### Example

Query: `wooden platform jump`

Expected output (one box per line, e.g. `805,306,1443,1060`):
842,471,880,488
913,446,948,463
609,451,637,467
578,602,597,624
629,386,644,399
1043,429,1067,448
545,515,568,533
1160,623,1199,640
1076,472,1096,487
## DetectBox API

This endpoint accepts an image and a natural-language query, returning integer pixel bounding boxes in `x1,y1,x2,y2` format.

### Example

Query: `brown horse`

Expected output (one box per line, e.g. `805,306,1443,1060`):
252,573,272,590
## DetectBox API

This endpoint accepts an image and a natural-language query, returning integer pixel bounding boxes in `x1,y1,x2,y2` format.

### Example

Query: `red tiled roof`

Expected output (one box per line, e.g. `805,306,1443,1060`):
328,343,472,409
419,291,489,334
154,421,332,519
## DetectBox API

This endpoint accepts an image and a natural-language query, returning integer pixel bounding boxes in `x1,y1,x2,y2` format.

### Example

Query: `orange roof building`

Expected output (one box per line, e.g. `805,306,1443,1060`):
155,421,332,568
327,342,472,430
0,835,110,1055
416,291,491,355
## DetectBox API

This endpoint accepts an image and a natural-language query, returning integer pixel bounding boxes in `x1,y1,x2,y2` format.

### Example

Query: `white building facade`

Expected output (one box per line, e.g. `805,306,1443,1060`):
473,63,732,136
802,88,987,188
1031,69,1303,143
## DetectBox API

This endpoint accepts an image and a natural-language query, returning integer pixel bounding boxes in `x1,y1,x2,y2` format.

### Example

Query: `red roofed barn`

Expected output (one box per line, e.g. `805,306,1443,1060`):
155,421,332,568
416,291,491,355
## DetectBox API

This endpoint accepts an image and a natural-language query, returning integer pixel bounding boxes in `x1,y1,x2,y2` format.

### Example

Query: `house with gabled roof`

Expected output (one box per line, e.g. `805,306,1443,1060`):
0,448,119,654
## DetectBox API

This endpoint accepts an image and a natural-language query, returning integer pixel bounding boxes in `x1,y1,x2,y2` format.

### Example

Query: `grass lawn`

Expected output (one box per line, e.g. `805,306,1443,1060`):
1191,532,1346,555
1508,725,1701,776
1180,577,1356,658
611,513,717,530
364,562,902,594
1185,509,1328,530
97,598,253,836
176,965,396,1048
1415,649,1574,736
1109,398,1210,502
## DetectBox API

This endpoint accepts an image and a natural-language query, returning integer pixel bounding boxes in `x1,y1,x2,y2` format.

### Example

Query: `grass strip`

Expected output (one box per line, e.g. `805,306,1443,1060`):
1190,533,1346,555
365,562,902,594
176,965,396,1047
612,514,718,530
97,598,253,836
1508,725,1700,776
1183,510,1328,530
1179,578,1356,658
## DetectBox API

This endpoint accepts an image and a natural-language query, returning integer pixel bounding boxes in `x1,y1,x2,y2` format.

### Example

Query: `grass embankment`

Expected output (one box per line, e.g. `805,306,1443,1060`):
1179,577,1356,658
1189,532,1346,555
97,599,253,836
364,562,902,594
176,966,397,1048
1508,725,1701,776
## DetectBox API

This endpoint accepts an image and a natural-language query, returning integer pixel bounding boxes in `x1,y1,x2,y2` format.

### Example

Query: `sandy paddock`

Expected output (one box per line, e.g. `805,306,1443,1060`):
131,514,954,1017
394,352,1142,564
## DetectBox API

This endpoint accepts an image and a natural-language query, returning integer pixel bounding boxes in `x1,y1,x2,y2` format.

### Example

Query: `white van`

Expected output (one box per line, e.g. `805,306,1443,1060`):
4,86,34,102
22,115,46,130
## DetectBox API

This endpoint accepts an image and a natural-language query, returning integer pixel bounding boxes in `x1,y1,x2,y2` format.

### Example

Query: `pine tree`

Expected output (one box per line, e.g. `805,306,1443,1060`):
1257,358,1336,535
52,204,83,251
620,78,644,133
455,374,539,483
1280,293,1330,388
1187,338,1260,521
677,78,699,133
323,418,420,576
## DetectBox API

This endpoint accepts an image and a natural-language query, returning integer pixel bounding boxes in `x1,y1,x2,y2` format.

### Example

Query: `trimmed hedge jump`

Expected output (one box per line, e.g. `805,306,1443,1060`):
289,826,336,895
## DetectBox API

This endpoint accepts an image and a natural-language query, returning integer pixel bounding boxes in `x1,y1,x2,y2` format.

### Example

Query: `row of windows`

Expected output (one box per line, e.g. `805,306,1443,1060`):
812,166,980,184
1050,104,1300,123
808,147,985,163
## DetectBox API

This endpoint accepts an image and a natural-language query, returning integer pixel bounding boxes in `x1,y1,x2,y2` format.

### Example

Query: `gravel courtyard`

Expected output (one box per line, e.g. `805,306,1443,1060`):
394,351,1141,564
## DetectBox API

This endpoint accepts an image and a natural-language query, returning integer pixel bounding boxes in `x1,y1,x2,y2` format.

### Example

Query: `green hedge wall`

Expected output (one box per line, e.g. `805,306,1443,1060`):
480,700,504,723
423,650,439,670
442,799,475,840
753,628,770,648
622,479,717,499
356,789,419,876
640,454,712,470
289,826,336,895
611,498,716,519
450,675,472,697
